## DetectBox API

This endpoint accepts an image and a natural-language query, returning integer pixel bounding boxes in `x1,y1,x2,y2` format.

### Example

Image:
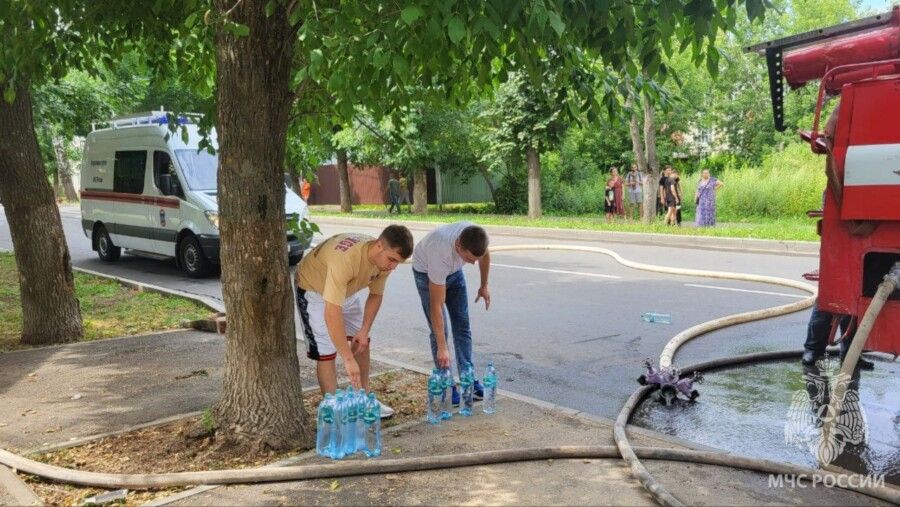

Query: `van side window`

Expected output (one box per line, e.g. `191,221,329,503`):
113,151,147,194
153,151,179,192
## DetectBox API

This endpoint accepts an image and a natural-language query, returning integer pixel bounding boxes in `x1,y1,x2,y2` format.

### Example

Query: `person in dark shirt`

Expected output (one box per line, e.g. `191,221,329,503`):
672,169,683,226
657,166,671,217
387,172,401,214
661,166,680,225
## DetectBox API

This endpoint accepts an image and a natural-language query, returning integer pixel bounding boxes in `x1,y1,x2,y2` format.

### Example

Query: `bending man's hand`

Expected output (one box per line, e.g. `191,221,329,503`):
351,329,370,354
475,286,491,310
343,357,362,389
436,345,451,369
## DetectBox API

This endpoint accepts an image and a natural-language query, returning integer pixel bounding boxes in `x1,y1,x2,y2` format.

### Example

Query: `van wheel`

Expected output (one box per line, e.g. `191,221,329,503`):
179,236,211,278
96,225,121,262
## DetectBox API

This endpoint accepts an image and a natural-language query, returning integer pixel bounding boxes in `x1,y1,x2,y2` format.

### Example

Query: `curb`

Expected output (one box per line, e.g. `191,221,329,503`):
369,353,720,453
0,464,41,506
310,215,820,256
72,266,225,313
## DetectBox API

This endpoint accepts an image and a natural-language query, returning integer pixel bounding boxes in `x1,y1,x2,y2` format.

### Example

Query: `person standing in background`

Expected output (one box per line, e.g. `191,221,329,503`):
300,176,312,202
398,174,411,212
658,166,671,218
695,169,724,227
672,169,684,226
387,172,401,214
609,166,625,219
625,164,644,221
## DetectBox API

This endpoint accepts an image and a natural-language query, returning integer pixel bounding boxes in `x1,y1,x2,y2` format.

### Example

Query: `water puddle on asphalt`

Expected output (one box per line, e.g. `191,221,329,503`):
631,356,900,486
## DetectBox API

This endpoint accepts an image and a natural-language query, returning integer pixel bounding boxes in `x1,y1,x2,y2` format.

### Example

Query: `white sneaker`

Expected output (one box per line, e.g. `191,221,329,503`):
379,403,395,419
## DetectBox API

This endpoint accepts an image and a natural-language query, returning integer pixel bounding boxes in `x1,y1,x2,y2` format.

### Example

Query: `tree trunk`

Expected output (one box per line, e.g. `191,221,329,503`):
336,148,352,213
526,145,542,219
641,92,659,225
0,84,83,345
213,0,311,450
628,87,661,226
412,166,428,214
52,134,79,201
477,164,497,204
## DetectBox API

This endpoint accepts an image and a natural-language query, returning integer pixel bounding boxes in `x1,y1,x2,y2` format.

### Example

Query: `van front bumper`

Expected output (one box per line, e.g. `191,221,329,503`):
198,235,221,264
197,234,308,265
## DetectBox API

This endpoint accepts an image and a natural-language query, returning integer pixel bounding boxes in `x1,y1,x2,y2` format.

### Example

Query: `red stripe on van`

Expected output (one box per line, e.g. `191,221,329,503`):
80,190,180,209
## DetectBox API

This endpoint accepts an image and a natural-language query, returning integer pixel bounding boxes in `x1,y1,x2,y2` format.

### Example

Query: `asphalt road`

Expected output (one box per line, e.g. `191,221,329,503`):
0,205,819,419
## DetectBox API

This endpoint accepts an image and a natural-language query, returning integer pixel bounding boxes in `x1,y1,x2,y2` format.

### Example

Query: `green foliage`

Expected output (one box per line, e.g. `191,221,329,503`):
334,103,480,180
494,171,528,215
484,71,569,158
711,142,827,220
201,408,217,433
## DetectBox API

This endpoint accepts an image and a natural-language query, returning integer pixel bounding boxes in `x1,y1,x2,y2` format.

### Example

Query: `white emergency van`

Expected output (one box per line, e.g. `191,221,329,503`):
80,111,310,277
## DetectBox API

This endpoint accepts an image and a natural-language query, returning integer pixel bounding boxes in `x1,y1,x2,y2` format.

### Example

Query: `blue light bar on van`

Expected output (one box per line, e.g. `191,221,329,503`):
153,115,191,125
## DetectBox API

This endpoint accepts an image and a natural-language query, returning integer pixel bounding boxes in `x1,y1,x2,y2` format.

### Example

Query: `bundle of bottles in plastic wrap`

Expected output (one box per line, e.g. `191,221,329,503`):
427,361,497,424
315,388,381,460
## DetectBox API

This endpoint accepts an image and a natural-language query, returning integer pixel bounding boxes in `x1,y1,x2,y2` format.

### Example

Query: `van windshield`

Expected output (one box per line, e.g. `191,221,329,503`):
174,149,218,191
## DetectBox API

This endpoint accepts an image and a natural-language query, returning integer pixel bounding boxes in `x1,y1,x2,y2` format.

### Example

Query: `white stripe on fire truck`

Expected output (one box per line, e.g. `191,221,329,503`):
844,144,900,186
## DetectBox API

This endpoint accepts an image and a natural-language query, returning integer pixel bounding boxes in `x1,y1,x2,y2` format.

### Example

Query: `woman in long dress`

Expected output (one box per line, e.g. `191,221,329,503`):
695,169,724,227
610,167,625,218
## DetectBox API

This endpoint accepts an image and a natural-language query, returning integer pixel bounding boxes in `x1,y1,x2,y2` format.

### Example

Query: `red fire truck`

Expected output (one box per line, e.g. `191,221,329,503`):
748,8,899,355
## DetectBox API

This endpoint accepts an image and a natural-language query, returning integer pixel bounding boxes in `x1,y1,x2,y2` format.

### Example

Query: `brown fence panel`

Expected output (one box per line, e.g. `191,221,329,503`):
309,164,391,205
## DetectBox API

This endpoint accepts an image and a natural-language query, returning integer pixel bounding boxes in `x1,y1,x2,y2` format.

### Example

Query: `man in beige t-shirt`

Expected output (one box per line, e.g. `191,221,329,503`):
295,225,413,402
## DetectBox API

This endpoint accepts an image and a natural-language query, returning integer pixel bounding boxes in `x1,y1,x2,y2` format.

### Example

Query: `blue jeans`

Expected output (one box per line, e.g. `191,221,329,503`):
413,269,473,379
804,305,852,358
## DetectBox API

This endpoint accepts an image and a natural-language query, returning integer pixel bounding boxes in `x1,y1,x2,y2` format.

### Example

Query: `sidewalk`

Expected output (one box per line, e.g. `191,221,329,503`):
0,332,883,506
309,213,819,256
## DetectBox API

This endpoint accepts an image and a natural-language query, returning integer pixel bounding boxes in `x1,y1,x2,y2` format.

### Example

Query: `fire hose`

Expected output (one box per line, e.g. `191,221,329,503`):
2,245,898,505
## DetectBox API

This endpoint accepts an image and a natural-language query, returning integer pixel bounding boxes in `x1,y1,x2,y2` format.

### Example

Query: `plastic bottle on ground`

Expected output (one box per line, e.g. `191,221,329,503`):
355,389,367,452
482,361,498,414
459,363,475,416
332,389,347,460
641,312,672,324
426,368,443,424
316,393,337,458
363,392,382,457
344,388,359,456
440,367,453,420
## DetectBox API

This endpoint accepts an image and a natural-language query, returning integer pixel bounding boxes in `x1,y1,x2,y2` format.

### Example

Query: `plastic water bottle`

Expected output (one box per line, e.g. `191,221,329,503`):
363,393,382,457
440,368,453,420
426,369,443,424
344,388,359,455
641,312,672,324
332,389,347,459
459,363,475,416
355,390,367,452
482,361,498,414
316,393,337,458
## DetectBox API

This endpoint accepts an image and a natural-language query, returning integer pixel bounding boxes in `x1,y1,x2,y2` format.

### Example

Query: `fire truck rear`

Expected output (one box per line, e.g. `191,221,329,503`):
748,7,900,355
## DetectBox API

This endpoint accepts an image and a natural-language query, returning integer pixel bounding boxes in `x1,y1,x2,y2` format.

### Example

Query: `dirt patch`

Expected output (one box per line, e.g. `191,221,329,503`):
25,369,426,506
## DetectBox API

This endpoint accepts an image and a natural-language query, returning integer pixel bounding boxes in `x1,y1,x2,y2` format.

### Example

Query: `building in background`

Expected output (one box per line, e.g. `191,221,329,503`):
307,161,497,206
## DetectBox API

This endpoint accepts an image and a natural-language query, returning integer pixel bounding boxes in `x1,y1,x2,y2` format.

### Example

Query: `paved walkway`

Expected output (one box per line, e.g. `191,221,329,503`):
0,332,887,506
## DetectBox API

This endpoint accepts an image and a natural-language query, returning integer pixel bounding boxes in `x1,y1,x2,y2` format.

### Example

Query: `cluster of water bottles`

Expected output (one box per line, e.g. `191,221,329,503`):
315,388,381,460
427,361,497,424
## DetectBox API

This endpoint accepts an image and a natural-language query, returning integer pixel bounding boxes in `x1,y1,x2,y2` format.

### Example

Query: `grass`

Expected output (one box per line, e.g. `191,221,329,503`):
0,252,210,352
310,206,820,242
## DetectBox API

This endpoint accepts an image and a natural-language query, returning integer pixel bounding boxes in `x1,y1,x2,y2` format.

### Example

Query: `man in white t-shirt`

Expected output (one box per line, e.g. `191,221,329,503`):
412,221,491,403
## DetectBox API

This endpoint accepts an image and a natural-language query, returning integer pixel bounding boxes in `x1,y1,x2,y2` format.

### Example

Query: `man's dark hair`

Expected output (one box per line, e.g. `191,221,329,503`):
379,225,414,258
459,225,489,257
